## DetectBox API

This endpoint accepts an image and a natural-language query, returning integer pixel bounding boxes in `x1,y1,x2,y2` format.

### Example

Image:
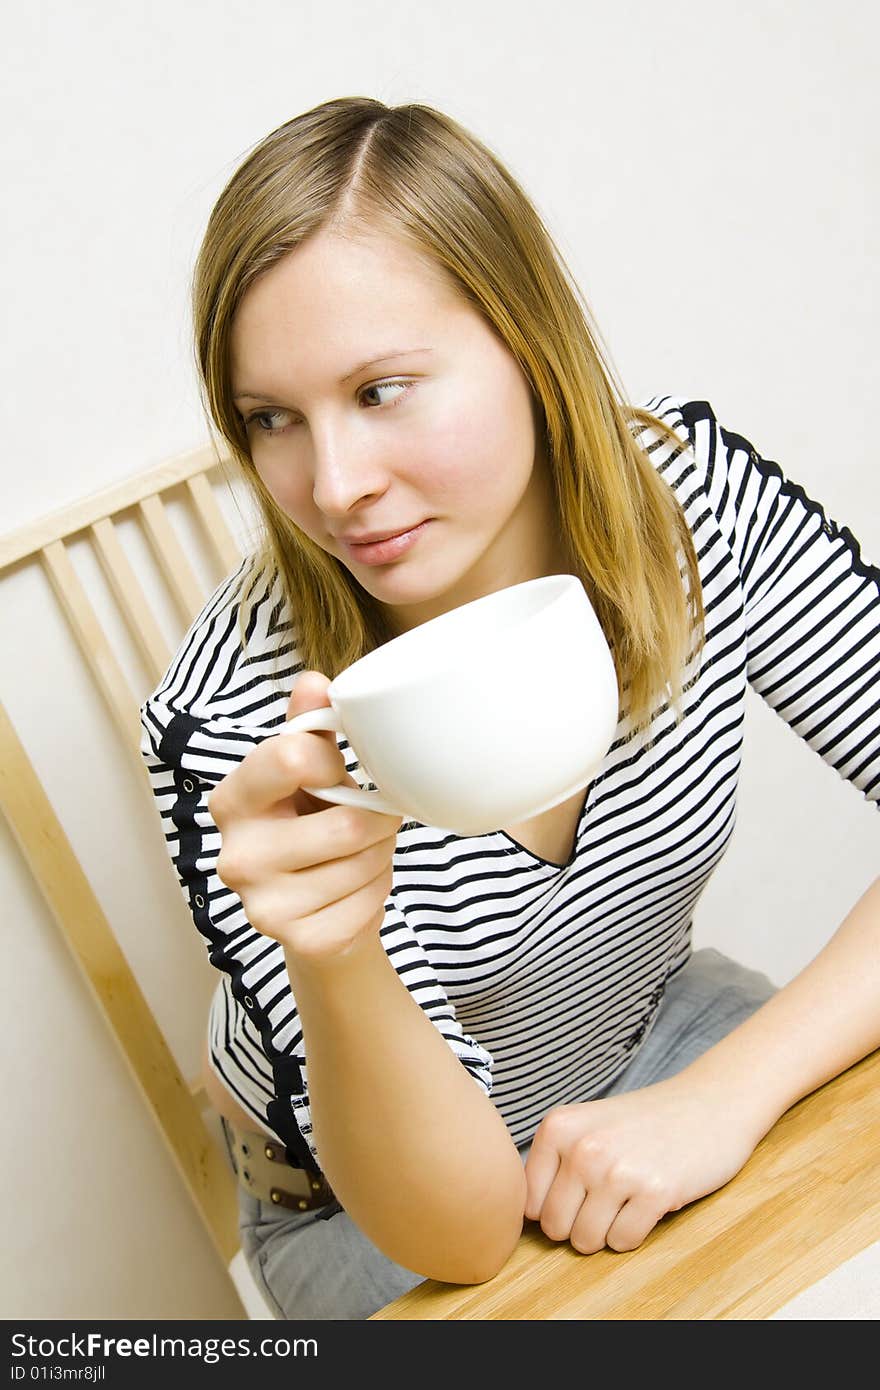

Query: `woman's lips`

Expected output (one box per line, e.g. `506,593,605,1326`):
341,521,431,565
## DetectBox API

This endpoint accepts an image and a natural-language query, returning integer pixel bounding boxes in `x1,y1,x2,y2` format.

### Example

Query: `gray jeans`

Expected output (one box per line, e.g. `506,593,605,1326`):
238,947,775,1320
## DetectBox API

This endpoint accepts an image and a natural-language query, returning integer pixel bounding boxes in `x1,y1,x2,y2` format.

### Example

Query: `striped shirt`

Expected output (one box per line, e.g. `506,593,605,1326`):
140,395,880,1174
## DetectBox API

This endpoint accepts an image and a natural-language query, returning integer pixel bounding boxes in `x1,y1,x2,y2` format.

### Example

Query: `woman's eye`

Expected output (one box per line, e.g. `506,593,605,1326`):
245,408,291,435
359,380,410,408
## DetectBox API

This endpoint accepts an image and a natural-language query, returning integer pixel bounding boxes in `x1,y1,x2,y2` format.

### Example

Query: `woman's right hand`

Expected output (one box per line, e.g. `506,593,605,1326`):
208,670,403,965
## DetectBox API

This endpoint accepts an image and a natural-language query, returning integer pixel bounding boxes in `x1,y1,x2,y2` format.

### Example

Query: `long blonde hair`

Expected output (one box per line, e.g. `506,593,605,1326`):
192,97,704,739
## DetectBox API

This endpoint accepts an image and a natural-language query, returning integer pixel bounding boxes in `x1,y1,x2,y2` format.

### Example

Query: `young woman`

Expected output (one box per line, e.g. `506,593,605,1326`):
140,97,880,1320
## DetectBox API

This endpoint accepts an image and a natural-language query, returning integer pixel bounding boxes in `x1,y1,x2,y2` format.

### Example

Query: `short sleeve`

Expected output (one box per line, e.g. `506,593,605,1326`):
677,399,880,810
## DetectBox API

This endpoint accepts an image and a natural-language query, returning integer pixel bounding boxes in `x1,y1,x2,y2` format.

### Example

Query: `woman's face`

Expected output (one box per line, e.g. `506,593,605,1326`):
230,225,563,631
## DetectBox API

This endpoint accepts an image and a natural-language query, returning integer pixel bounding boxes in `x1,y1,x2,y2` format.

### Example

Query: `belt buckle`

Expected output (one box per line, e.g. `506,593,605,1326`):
263,1138,334,1212
222,1118,335,1211
268,1179,335,1212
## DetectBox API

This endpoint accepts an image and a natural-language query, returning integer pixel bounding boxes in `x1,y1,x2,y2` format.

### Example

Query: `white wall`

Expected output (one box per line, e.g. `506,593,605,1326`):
2,0,877,1318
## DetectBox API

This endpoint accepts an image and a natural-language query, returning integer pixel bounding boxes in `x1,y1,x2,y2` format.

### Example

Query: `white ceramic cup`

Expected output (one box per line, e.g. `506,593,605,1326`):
280,573,620,836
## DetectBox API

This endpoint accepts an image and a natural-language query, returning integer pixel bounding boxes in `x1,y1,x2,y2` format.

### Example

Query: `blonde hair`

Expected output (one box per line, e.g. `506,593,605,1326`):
192,97,704,739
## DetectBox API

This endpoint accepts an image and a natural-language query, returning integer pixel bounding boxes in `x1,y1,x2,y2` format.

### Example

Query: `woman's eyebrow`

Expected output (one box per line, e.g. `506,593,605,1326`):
233,348,434,403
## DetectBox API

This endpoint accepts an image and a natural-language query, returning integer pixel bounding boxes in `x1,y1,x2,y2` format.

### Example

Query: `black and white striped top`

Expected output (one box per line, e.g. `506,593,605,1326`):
140,395,880,1174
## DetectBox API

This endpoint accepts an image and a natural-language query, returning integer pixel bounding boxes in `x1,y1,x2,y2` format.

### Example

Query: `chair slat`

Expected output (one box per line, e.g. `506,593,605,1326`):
40,541,144,764
90,518,172,684
138,494,206,625
0,701,240,1267
186,473,243,575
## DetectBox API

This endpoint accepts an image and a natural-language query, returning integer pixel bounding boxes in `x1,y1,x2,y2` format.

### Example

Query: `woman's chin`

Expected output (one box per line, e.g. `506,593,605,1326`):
358,565,479,628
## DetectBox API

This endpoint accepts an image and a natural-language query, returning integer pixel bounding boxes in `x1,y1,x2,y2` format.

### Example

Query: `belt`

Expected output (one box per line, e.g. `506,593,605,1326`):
220,1116,336,1213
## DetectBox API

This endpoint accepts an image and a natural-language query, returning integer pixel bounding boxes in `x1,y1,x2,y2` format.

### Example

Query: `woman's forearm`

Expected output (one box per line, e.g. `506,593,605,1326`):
284,933,526,1284
673,874,880,1137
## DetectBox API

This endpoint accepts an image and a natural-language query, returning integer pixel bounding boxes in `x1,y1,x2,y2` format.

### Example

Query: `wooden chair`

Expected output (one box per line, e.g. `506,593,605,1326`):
0,444,274,1319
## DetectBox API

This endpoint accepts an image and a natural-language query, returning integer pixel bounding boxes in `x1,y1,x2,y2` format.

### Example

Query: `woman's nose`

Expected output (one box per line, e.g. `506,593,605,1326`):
309,422,389,516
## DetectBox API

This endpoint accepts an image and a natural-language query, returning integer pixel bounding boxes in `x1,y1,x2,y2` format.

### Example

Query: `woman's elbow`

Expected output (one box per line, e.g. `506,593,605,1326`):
422,1163,527,1285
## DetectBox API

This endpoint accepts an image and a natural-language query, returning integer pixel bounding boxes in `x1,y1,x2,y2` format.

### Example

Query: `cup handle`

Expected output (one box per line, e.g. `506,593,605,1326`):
279,707,404,817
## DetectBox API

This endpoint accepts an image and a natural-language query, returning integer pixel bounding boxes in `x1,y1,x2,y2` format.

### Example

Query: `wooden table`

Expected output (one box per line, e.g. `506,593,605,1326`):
371,1048,880,1319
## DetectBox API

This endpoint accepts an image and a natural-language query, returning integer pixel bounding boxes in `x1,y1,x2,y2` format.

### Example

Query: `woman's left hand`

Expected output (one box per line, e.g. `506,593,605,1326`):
523,1077,762,1253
